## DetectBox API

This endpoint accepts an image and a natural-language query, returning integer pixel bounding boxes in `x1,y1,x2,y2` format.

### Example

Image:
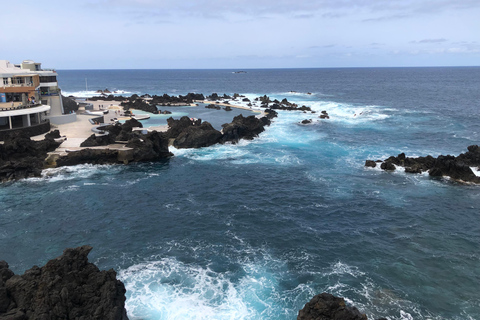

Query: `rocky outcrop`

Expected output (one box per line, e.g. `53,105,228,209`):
58,131,172,167
298,293,368,320
164,109,278,148
319,110,330,119
165,116,201,140
220,114,269,143
254,96,312,111
0,246,128,320
0,130,62,182
205,104,221,110
173,122,223,148
80,119,143,147
121,96,158,114
366,145,480,183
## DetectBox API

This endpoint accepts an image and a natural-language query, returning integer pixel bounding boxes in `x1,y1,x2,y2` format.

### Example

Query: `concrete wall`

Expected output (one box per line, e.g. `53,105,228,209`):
46,113,77,125
0,120,50,141
47,95,65,116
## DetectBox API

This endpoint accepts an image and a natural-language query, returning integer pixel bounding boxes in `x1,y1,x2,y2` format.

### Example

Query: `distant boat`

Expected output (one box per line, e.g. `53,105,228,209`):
233,71,247,74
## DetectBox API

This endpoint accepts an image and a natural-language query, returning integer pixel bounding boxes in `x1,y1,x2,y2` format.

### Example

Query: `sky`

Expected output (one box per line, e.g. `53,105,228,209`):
1,0,479,69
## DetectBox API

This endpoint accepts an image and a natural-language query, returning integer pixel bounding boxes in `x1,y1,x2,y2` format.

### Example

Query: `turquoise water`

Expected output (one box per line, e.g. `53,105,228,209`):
125,104,258,130
1,68,479,319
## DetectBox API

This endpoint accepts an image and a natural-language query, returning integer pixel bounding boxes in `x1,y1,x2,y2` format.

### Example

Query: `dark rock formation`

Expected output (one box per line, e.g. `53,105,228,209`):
173,122,223,148
365,160,376,168
380,161,396,171
80,119,143,147
298,293,367,320
0,130,61,182
165,116,200,140
205,104,221,110
224,106,232,111
61,95,79,114
59,130,172,167
55,149,122,167
0,246,128,320
320,110,330,119
301,119,312,124
428,155,480,182
220,114,268,144
88,95,125,102
366,145,480,183
121,97,158,114
164,109,278,148
58,119,171,167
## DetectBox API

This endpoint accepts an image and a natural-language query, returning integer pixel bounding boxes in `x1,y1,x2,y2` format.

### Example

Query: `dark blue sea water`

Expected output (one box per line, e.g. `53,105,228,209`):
1,68,480,319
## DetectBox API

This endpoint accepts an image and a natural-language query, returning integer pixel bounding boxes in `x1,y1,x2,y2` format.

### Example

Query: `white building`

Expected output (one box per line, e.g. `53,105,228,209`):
0,60,75,140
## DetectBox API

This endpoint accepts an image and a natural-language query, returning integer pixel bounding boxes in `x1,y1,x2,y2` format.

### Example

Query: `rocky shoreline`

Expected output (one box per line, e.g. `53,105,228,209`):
365,145,480,183
0,246,387,320
0,100,278,182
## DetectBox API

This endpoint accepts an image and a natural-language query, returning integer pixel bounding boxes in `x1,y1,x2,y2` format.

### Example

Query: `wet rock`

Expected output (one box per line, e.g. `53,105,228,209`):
125,131,173,161
380,161,396,171
405,165,422,174
301,119,312,124
220,114,266,143
365,160,377,168
298,293,367,320
428,155,480,182
372,146,480,183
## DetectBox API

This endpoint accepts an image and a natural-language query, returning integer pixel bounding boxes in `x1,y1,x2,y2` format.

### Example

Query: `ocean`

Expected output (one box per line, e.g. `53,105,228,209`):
1,68,479,319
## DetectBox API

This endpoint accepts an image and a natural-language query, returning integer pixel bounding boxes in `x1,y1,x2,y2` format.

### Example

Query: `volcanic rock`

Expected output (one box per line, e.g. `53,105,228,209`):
220,114,266,143
0,130,61,182
365,160,376,168
173,122,222,149
380,161,396,171
298,293,367,320
368,146,480,183
0,246,128,320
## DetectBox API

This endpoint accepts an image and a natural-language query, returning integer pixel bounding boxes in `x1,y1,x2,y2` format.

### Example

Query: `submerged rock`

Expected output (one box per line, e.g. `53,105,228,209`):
0,246,128,320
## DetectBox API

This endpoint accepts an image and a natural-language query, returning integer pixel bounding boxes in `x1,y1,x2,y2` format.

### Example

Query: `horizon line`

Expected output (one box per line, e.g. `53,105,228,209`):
55,65,480,71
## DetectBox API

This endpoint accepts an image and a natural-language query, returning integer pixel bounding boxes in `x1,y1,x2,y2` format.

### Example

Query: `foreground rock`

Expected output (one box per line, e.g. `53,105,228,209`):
0,246,128,320
366,145,480,183
298,293,368,320
0,130,62,182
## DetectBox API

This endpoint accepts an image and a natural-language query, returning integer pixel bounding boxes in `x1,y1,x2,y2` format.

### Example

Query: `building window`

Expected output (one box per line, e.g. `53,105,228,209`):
39,76,56,83
3,78,8,85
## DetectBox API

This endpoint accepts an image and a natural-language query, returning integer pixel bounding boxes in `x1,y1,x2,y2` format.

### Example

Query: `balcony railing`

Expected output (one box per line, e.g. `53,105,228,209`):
2,83,35,88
